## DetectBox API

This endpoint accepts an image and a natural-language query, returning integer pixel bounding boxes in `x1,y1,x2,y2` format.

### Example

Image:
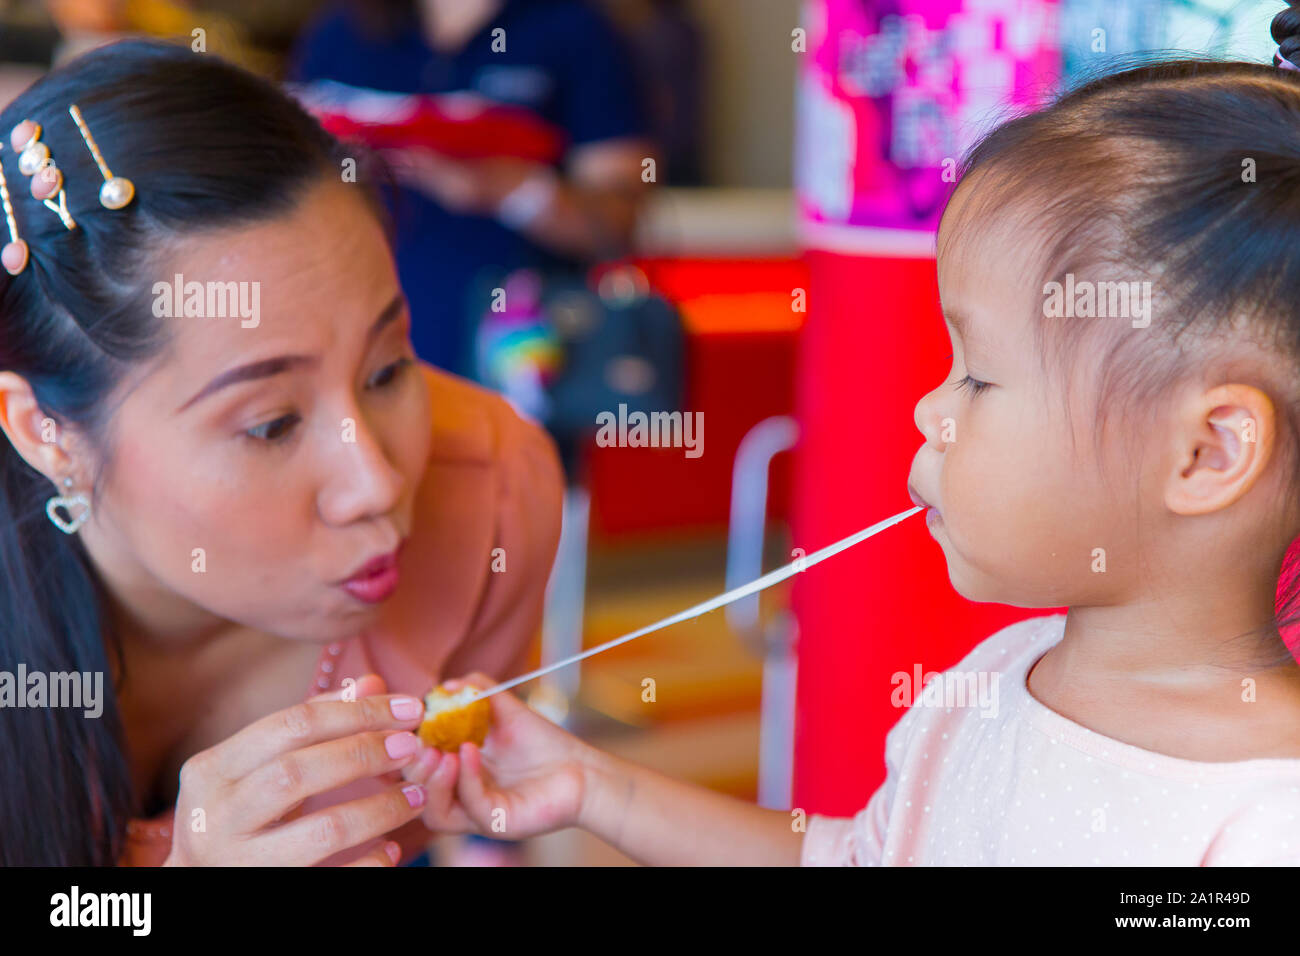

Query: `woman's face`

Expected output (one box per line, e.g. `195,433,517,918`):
80,178,431,644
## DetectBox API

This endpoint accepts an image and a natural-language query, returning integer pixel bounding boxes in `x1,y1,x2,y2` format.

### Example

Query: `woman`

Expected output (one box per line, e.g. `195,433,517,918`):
0,39,562,866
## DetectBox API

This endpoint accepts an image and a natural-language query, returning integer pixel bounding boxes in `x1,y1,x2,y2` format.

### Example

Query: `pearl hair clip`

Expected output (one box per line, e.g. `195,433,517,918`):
0,150,28,274
10,119,75,231
0,104,138,276
67,104,135,210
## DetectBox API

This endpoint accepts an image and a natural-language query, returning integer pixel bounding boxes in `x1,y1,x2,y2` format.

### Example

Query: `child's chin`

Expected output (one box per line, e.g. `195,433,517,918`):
942,552,1016,605
947,569,995,603
947,561,1067,608
934,530,1023,604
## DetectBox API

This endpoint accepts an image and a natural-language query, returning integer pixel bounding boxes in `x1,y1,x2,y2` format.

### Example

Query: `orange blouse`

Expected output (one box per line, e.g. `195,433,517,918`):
117,363,564,866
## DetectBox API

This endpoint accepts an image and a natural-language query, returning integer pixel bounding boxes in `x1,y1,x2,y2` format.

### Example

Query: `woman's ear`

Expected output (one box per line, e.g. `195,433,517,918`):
0,371,76,485
1164,383,1274,516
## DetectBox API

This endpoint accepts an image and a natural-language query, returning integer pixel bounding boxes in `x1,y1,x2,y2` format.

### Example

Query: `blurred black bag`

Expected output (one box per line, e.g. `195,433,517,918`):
470,263,685,468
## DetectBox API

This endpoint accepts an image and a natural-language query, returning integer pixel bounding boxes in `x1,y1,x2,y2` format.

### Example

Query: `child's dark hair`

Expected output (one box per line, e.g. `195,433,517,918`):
943,6,1300,668
0,39,364,865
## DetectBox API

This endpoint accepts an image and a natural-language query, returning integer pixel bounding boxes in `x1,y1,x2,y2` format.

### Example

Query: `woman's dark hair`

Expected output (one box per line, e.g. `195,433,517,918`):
943,7,1300,668
0,38,363,865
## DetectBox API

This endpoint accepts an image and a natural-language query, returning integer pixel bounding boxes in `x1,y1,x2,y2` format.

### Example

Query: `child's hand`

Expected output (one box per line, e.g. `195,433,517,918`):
398,738,470,835
402,673,592,841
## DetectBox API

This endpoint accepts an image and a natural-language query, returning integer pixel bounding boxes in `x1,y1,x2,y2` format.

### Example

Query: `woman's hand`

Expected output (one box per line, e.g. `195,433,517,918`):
399,673,593,842
163,673,428,866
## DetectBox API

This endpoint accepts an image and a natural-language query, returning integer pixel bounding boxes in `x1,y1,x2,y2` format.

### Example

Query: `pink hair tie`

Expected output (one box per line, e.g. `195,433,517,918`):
1275,47,1300,71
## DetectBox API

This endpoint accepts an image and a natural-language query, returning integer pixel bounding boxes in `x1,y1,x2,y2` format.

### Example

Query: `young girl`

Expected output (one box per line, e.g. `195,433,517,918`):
411,40,1300,864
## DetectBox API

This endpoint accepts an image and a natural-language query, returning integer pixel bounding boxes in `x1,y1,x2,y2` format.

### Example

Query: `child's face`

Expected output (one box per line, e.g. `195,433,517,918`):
908,191,1135,608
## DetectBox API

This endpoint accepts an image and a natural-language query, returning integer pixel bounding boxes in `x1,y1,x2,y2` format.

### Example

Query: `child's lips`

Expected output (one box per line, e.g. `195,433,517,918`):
908,485,943,525
908,484,935,512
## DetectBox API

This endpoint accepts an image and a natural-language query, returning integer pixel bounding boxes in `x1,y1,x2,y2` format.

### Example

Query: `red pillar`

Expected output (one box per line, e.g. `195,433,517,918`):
787,0,1063,819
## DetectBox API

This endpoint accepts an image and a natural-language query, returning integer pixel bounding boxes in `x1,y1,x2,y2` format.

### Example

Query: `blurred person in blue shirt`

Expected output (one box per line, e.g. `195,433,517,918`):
288,0,653,376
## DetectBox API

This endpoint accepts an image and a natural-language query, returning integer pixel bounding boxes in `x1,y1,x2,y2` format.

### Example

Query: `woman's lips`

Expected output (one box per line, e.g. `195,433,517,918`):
338,545,403,604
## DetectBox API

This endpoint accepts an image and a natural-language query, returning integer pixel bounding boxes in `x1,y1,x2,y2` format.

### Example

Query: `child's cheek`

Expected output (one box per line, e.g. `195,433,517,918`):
937,440,1012,552
938,418,1061,575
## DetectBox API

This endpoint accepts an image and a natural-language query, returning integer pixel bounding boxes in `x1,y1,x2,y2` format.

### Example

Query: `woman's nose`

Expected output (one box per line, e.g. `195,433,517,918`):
318,417,405,525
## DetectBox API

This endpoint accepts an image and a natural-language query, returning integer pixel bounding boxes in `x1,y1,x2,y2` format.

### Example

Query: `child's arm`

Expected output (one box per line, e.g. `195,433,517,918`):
426,674,806,866
574,746,804,866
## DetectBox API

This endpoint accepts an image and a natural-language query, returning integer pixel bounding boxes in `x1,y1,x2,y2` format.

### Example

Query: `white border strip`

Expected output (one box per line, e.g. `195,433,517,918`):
798,220,937,258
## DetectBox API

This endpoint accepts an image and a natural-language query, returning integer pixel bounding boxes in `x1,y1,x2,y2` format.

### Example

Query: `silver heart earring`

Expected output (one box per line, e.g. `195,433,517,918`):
46,476,90,535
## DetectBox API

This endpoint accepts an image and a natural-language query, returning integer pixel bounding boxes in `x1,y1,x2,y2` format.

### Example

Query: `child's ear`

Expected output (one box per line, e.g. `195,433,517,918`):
1164,383,1274,516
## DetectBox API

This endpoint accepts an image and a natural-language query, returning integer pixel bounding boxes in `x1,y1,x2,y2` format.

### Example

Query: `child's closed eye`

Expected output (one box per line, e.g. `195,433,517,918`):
954,374,991,396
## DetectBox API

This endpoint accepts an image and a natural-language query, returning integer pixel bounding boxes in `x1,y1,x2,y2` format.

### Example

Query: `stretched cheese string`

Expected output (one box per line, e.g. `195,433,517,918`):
465,505,924,703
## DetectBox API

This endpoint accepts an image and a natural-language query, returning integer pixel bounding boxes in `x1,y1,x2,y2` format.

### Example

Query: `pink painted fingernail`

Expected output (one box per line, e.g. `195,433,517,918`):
390,697,421,720
385,732,419,759
384,841,401,864
402,784,426,808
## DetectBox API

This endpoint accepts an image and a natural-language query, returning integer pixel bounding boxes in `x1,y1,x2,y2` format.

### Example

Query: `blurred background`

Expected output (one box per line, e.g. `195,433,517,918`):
0,0,1284,865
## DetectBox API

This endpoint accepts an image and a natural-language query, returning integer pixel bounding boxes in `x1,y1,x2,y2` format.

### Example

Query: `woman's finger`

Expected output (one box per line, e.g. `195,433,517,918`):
341,840,401,867
210,690,424,784
263,782,427,867
232,729,426,832
307,672,386,704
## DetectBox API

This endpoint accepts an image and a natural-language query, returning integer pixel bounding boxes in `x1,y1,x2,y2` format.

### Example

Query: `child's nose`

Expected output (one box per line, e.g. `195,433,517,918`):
913,387,947,448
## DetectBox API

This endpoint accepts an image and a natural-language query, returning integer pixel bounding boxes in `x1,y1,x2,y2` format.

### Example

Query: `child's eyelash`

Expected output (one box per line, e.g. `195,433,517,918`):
954,374,991,396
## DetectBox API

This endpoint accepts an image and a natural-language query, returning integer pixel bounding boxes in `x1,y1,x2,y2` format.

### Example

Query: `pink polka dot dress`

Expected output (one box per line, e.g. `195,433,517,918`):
801,615,1300,866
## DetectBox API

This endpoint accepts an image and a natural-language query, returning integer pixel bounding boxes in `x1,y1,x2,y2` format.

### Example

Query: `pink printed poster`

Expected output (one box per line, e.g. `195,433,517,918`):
795,0,1062,235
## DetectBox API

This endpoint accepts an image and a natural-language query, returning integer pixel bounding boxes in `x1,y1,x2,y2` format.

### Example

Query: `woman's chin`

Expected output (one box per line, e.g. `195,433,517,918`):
269,605,381,644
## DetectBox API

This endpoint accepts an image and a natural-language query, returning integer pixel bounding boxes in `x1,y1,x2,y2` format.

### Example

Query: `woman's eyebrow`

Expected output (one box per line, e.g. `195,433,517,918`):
175,293,407,414
365,293,407,347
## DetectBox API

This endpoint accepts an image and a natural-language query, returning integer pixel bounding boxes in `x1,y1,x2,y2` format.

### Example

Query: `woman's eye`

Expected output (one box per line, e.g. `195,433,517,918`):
245,414,300,444
368,357,413,389
240,359,412,446
955,374,991,396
